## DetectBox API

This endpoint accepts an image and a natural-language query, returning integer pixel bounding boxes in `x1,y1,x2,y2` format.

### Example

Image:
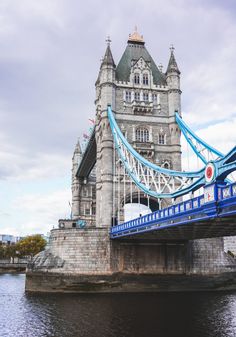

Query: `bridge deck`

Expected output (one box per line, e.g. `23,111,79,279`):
110,182,236,241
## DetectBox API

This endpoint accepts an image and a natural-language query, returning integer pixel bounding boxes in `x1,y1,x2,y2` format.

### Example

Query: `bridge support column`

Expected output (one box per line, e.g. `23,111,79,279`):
96,117,114,228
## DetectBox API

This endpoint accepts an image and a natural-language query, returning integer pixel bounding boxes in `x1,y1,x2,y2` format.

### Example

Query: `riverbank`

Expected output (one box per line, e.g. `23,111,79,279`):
0,263,26,273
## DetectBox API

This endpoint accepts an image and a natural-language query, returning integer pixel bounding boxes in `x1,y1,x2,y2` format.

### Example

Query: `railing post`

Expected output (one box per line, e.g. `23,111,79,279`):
203,182,218,216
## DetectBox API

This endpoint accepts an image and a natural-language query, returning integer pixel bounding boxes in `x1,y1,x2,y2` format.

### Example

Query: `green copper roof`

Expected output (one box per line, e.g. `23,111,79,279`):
116,42,166,85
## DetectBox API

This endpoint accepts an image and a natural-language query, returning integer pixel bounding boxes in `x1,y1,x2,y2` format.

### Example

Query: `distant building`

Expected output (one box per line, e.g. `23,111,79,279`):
0,234,23,245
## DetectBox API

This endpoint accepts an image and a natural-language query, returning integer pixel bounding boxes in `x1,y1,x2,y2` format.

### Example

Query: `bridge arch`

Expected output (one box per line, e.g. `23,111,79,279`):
122,192,159,212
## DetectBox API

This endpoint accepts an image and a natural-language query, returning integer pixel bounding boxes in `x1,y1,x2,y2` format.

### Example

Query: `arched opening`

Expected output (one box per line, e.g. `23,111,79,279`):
134,73,140,85
122,192,159,222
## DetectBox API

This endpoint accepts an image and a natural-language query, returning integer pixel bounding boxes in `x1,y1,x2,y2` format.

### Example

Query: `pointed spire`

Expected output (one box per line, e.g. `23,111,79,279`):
74,138,82,154
166,45,180,75
101,36,116,68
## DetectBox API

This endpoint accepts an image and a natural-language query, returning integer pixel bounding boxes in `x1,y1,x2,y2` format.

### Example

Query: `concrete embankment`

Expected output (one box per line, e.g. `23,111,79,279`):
25,271,236,293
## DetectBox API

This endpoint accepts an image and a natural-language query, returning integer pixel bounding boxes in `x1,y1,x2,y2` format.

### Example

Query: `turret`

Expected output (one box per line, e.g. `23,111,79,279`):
166,45,181,117
95,38,116,227
95,37,116,112
71,139,82,219
166,46,182,171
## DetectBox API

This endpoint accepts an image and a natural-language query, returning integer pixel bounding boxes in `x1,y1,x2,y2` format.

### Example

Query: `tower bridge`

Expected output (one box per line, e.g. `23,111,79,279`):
26,30,236,293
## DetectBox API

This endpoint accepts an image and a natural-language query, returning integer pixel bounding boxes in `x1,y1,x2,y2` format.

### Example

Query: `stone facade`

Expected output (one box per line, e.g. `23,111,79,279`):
71,140,96,226
30,228,110,274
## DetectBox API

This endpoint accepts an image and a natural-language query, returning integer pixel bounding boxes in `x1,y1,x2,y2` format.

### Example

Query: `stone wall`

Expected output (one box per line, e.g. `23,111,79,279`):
187,238,236,274
111,241,187,274
28,228,236,278
224,236,236,255
28,228,111,274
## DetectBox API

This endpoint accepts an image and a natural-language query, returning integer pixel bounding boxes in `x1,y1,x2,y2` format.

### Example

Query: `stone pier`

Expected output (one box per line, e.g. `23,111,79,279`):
26,227,236,293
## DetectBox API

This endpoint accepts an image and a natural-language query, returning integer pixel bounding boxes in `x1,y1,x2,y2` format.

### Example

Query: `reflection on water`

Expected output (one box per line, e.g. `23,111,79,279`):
0,273,236,337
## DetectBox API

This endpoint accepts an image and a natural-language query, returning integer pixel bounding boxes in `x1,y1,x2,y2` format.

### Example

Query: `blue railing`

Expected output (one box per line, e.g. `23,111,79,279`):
218,183,236,200
111,194,204,235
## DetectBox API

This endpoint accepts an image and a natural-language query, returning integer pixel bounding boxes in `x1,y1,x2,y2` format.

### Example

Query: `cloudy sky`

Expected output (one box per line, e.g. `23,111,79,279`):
0,0,236,236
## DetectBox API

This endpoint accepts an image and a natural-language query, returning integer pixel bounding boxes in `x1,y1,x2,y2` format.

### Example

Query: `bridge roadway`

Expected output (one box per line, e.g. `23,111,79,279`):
76,129,96,178
110,182,236,241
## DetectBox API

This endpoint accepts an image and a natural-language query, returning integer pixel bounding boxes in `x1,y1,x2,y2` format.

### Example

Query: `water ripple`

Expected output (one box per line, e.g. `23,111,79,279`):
1,274,236,336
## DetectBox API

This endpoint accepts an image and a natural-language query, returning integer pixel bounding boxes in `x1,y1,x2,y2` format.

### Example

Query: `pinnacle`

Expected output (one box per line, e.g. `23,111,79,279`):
166,46,180,74
74,138,82,155
101,44,116,68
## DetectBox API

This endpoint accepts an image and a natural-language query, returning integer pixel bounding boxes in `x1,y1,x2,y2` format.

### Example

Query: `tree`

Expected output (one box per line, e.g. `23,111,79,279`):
0,244,4,259
16,235,47,260
4,244,18,262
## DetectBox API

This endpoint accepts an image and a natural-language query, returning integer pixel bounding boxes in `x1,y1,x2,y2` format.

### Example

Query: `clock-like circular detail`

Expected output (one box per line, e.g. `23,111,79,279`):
205,162,215,183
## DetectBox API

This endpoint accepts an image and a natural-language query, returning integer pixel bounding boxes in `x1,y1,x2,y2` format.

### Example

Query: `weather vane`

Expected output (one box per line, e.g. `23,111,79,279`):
106,35,111,45
170,44,175,53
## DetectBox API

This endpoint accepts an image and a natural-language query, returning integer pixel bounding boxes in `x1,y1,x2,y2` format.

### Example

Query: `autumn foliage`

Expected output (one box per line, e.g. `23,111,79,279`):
0,234,47,260
16,235,47,259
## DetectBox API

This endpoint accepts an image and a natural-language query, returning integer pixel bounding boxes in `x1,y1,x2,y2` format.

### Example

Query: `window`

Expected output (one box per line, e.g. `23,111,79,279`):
82,188,87,197
125,91,131,102
85,208,90,215
136,128,149,142
159,134,165,145
143,92,149,102
134,73,140,84
134,92,140,101
92,206,96,215
143,73,149,85
153,94,157,103
92,187,96,198
163,162,170,169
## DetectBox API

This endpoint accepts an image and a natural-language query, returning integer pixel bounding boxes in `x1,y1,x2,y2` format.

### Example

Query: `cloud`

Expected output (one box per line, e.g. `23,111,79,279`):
2,188,71,236
0,140,71,181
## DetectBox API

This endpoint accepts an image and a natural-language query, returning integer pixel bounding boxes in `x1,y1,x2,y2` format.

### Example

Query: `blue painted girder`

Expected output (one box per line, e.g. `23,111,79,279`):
108,106,236,198
216,146,236,181
175,112,224,164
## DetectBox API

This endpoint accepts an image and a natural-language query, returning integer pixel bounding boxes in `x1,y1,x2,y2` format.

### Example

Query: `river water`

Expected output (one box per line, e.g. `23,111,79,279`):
1,273,236,337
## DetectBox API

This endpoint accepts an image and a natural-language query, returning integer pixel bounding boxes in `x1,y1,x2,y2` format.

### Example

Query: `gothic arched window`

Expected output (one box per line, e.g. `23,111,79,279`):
125,91,131,102
153,93,157,103
158,134,166,145
143,92,149,102
134,92,140,101
136,128,149,143
163,161,170,169
143,73,149,85
134,73,140,85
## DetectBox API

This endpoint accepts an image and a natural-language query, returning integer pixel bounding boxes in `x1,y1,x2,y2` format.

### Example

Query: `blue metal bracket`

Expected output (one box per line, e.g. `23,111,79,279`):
175,112,223,164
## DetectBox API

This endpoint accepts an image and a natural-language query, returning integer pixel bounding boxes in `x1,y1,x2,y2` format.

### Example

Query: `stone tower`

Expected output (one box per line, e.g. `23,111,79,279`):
95,29,182,226
71,139,82,219
95,40,116,228
71,137,97,227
